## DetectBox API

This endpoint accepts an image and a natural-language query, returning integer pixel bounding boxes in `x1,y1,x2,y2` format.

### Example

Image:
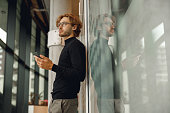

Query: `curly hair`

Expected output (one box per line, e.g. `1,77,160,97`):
94,14,116,36
56,13,83,37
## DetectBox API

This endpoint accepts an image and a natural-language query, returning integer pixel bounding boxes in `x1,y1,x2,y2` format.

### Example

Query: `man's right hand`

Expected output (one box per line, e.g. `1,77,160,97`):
34,55,54,70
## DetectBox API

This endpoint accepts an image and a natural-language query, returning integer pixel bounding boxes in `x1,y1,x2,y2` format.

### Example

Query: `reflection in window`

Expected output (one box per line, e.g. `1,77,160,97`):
156,41,168,84
140,37,145,49
30,20,36,70
14,2,21,55
11,60,18,106
39,76,44,100
29,71,35,104
38,31,46,100
29,20,36,105
122,71,130,113
152,22,164,42
122,71,129,103
121,51,127,61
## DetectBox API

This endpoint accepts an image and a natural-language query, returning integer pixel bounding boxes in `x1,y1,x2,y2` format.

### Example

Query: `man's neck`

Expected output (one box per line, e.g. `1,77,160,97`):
100,34,109,40
64,34,74,40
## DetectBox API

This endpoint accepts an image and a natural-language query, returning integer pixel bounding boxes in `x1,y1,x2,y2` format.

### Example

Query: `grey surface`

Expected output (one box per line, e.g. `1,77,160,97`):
118,0,170,113
88,0,170,113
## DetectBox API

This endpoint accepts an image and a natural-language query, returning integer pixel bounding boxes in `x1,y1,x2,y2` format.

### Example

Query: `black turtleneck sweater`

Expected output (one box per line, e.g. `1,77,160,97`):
51,37,86,99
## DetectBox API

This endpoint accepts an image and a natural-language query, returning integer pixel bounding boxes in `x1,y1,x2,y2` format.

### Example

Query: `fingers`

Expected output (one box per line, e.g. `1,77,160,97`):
40,54,45,59
34,56,38,62
35,56,43,62
34,55,53,70
34,56,43,66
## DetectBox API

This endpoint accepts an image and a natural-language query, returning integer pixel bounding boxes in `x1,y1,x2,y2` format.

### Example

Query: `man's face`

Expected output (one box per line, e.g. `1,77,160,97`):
58,17,73,37
102,17,115,37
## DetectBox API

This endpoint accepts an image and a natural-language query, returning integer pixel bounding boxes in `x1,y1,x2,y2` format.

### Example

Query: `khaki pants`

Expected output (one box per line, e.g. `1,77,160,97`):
49,98,78,113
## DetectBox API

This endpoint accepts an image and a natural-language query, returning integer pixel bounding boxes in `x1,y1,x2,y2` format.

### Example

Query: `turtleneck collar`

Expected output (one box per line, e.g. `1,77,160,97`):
64,37,75,45
99,37,108,44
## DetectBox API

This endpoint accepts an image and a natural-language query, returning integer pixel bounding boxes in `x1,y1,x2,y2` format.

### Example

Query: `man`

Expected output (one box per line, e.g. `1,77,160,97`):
89,14,120,113
34,13,86,113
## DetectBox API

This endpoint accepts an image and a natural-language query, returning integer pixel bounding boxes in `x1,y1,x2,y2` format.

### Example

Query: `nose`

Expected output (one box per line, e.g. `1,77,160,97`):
111,25,114,29
59,25,62,29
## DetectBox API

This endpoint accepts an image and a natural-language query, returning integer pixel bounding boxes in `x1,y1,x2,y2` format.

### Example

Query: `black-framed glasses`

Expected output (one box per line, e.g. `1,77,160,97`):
57,22,72,27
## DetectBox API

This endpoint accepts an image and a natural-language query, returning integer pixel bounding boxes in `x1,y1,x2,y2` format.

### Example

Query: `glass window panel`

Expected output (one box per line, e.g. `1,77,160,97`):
39,68,45,76
11,60,18,106
0,46,5,113
87,0,170,113
39,76,44,100
0,1,8,110
0,0,8,44
31,20,36,38
14,0,21,55
39,31,45,74
40,46,45,55
29,70,35,105
0,46,5,94
29,20,36,105
88,0,119,113
38,31,46,101
11,0,21,107
30,20,36,70
0,28,7,44
40,31,46,47
115,0,170,112
0,0,8,31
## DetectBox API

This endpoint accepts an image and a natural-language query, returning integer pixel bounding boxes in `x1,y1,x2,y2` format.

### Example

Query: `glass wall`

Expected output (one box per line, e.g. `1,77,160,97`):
0,0,49,113
39,31,46,101
0,0,8,44
0,46,6,112
87,0,170,113
11,0,21,108
29,20,36,104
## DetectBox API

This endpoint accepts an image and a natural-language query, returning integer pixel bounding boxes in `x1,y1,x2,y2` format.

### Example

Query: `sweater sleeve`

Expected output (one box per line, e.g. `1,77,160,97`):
52,43,86,82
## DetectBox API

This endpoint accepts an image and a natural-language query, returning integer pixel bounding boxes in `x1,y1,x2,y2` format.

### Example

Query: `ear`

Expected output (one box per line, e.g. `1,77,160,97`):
72,25,77,31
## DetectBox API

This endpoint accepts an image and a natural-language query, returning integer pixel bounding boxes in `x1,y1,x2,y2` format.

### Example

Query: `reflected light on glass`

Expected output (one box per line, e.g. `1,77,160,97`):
160,41,165,48
121,51,127,61
122,71,129,101
141,37,145,48
0,28,7,44
152,22,164,42
156,41,168,84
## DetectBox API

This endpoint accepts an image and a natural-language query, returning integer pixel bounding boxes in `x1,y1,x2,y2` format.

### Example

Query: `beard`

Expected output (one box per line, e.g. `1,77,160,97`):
103,30,114,37
59,28,72,37
59,31,72,37
106,32,113,37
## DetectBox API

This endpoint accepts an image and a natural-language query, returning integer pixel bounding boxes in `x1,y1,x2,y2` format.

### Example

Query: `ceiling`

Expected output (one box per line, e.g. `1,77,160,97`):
25,0,49,35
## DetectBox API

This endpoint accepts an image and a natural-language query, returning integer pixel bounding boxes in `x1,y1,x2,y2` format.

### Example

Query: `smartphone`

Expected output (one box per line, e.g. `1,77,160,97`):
33,52,41,58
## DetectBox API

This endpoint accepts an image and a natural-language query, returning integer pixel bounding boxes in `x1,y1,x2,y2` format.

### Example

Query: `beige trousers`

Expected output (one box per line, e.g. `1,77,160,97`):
49,98,78,113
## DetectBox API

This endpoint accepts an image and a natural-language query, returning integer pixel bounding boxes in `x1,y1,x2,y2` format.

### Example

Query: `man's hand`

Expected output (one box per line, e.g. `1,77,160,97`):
34,55,54,70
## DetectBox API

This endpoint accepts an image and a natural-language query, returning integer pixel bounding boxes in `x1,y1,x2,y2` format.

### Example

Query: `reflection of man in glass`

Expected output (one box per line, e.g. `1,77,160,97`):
89,14,120,113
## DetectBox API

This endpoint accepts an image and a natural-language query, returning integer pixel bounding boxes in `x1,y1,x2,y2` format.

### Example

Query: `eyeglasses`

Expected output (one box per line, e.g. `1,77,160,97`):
103,22,116,27
57,22,72,27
